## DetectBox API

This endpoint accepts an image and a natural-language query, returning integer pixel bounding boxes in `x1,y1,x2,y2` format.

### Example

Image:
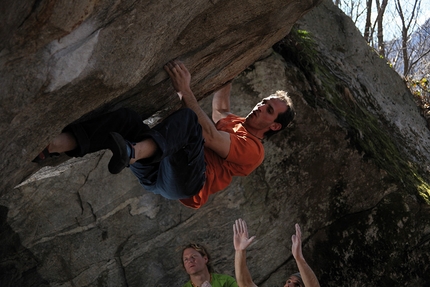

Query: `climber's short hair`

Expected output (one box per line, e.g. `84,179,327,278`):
263,90,296,139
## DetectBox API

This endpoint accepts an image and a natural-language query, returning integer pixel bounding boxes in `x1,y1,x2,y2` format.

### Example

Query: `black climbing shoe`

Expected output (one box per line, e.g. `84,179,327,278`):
32,147,60,163
106,132,129,174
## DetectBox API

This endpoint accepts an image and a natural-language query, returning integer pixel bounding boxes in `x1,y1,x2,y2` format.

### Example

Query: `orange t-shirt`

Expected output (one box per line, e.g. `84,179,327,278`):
179,114,264,208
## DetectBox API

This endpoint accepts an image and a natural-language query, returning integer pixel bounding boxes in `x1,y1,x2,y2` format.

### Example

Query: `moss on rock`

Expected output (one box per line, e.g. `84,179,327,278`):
274,26,430,204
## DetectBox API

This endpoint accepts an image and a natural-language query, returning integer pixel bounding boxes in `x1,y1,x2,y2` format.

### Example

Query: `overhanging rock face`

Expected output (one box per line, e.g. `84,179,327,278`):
0,0,321,193
1,0,430,286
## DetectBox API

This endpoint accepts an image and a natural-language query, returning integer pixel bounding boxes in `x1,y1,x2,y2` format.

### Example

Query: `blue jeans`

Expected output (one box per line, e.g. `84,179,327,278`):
64,108,205,200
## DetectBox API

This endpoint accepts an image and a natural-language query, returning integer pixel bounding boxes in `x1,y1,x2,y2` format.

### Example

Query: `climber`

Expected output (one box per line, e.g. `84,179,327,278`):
33,60,295,208
181,243,238,287
233,218,320,287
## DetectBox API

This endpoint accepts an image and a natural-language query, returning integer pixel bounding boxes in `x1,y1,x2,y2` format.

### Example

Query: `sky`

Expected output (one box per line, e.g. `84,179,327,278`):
417,5,430,26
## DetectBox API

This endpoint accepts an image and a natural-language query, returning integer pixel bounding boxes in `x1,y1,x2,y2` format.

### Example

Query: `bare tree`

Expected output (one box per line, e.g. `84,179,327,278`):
334,0,430,115
363,0,373,42
372,0,388,56
394,0,421,76
334,0,428,78
408,22,430,78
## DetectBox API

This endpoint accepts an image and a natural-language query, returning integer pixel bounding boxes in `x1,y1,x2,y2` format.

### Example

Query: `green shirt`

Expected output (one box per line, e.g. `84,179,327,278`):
182,273,238,287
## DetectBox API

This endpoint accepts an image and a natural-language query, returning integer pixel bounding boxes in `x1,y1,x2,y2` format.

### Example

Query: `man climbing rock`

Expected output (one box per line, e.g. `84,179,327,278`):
33,60,295,208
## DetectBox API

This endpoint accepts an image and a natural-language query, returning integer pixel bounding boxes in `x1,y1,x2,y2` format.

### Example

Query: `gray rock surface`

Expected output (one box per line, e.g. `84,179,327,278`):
0,0,321,193
1,0,430,286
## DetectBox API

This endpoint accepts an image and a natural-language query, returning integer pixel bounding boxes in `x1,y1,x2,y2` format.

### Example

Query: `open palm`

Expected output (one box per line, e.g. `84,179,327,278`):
233,218,256,251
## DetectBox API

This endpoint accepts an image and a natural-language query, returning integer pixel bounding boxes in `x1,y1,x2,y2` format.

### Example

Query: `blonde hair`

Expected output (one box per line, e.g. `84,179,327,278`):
181,243,214,273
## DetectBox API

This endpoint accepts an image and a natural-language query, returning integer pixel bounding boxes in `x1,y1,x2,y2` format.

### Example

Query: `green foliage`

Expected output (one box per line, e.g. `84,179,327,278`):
407,76,430,105
274,28,317,73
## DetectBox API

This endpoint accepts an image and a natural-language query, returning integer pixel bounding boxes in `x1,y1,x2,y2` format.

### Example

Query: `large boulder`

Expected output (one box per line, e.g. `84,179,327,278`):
0,0,321,193
1,0,429,286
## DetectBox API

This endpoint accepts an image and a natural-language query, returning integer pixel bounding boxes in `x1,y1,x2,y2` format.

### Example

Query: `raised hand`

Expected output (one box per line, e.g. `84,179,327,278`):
291,223,321,287
291,223,304,261
233,218,256,251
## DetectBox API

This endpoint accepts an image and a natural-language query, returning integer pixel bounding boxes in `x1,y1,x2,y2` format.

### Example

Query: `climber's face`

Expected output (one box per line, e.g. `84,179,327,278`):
245,96,287,133
182,248,209,276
